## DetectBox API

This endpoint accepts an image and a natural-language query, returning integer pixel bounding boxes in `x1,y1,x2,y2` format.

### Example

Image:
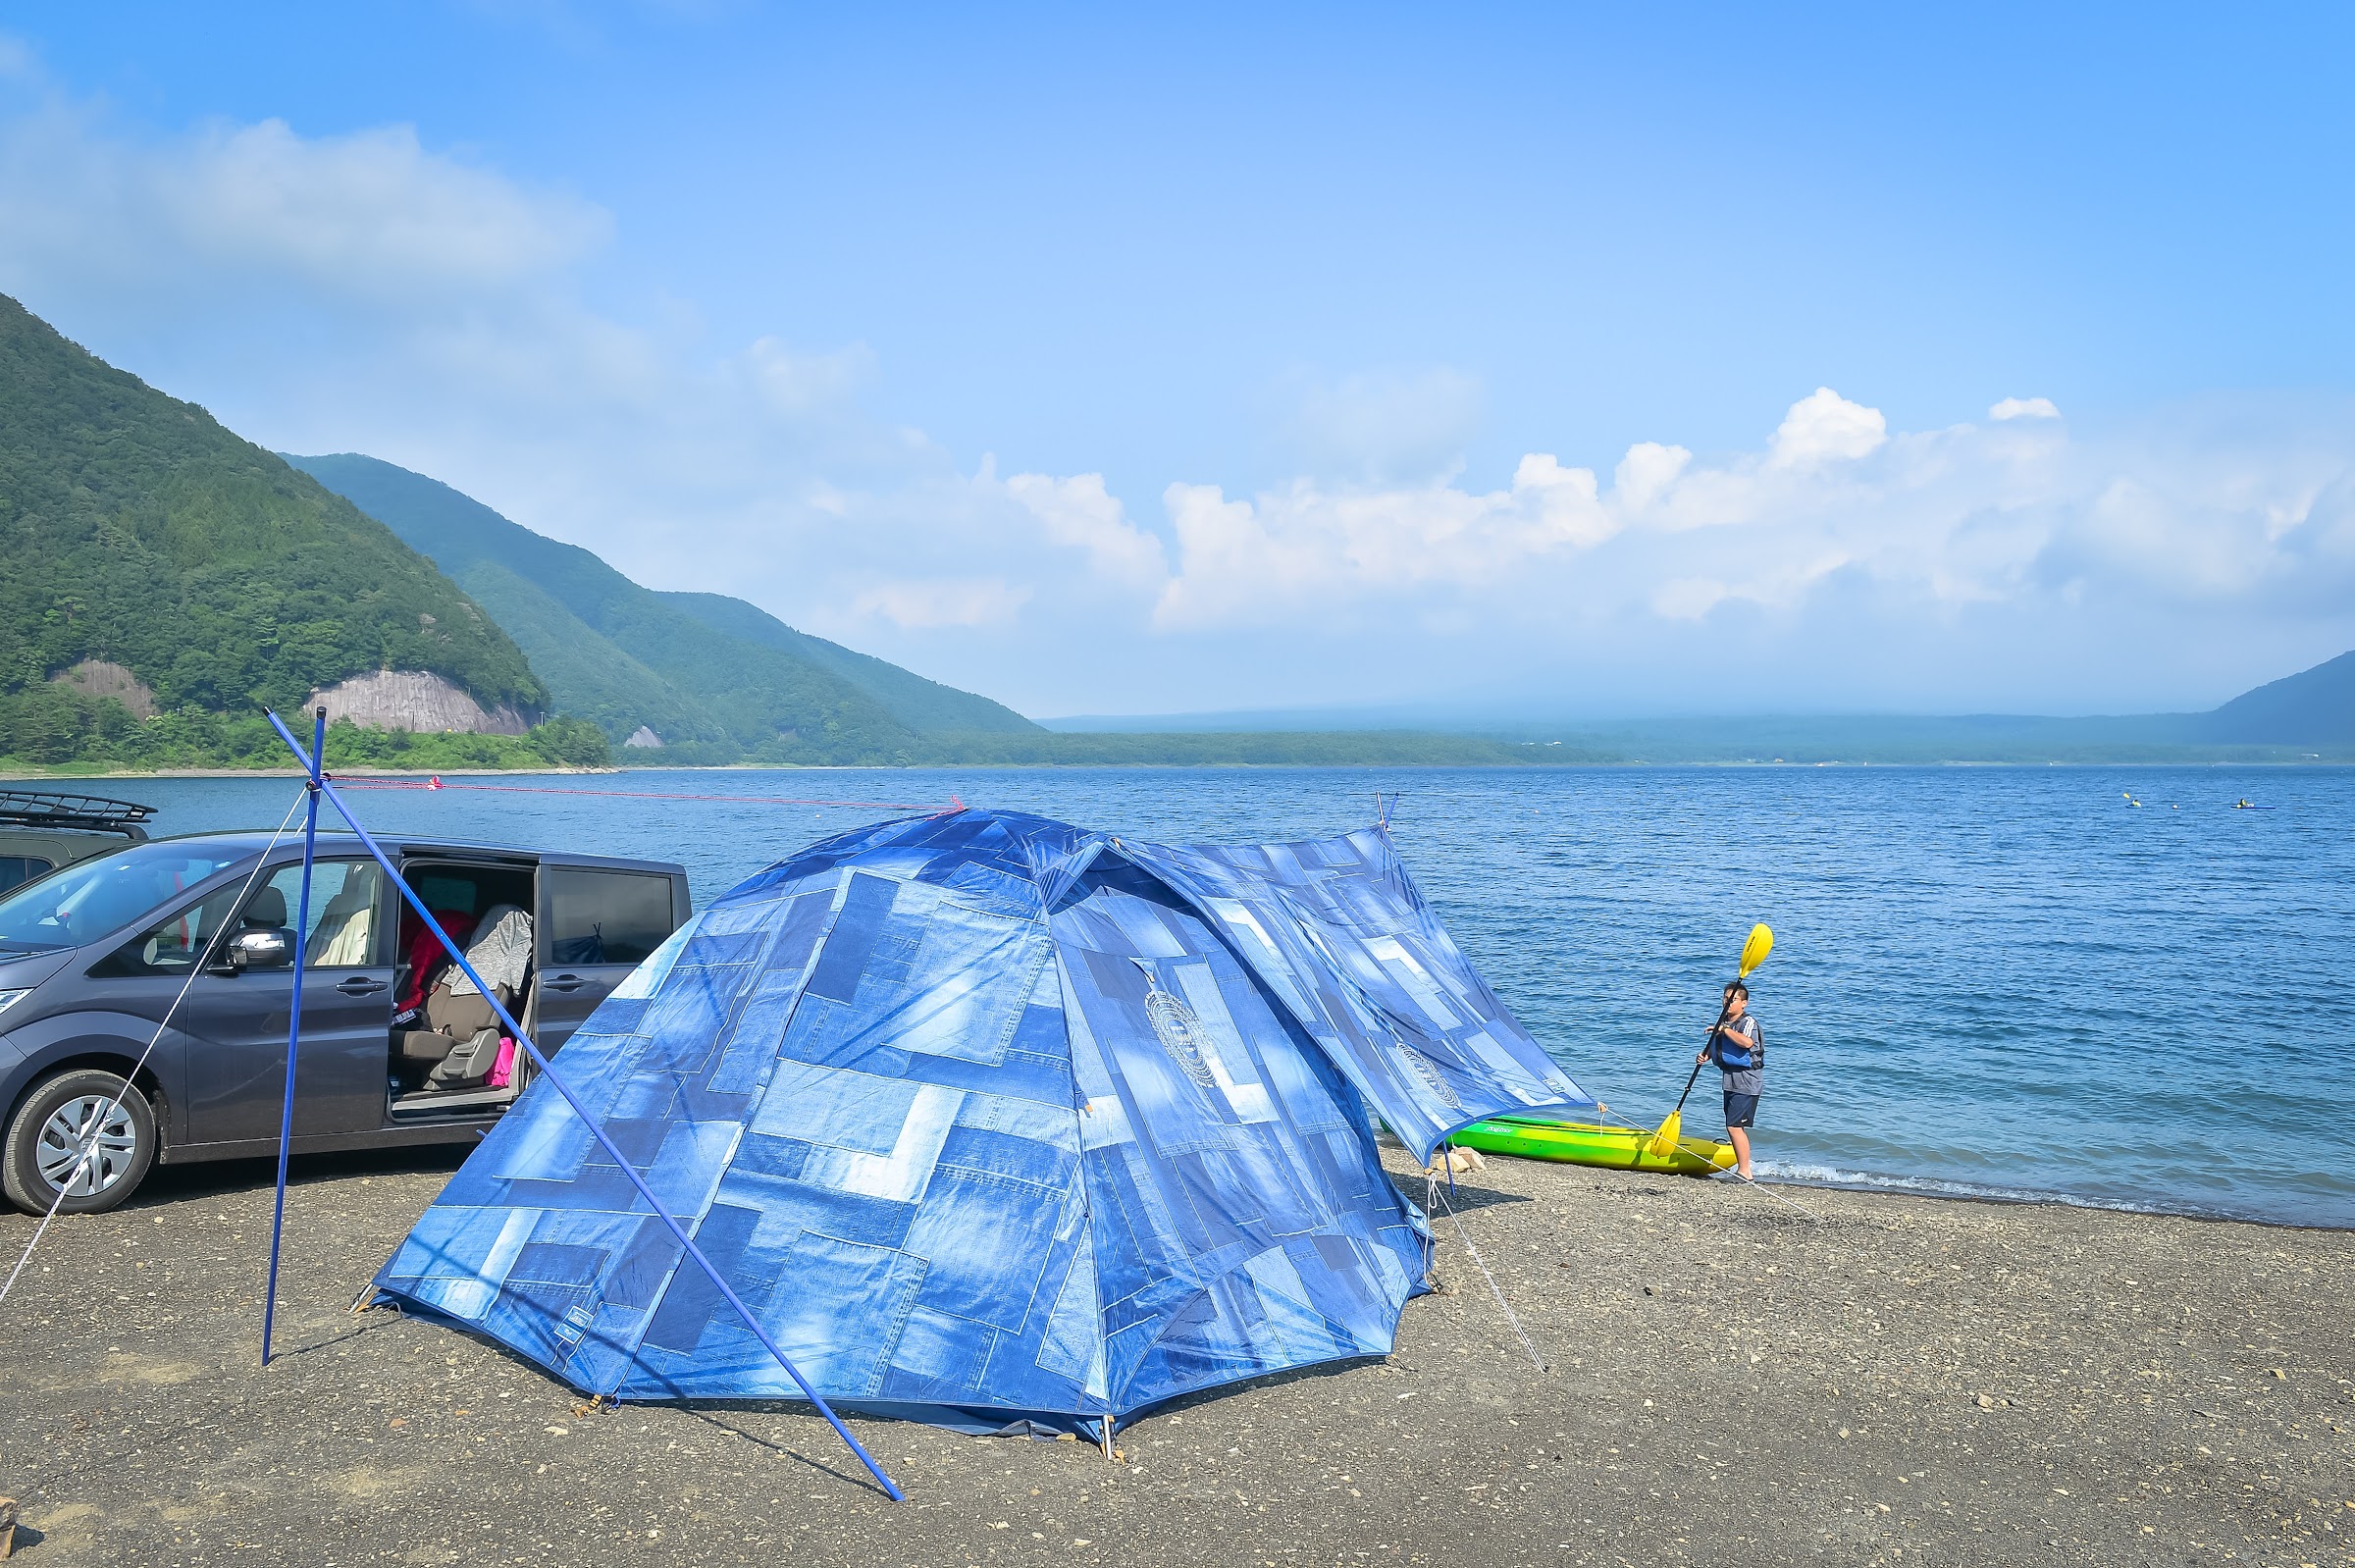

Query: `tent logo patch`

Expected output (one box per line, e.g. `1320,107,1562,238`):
1404,1047,1461,1109
1142,973,1217,1089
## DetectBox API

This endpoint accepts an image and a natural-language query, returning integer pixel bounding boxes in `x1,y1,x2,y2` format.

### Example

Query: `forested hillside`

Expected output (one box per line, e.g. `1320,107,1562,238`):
288,452,1039,763
657,590,1033,735
0,292,567,767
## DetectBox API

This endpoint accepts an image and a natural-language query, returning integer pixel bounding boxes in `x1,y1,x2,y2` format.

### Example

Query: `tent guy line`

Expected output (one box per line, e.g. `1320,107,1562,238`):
260,709,909,1502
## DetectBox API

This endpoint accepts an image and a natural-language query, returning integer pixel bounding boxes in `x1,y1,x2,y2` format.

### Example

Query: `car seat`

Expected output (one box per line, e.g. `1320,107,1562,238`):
397,982,511,1088
311,877,376,967
396,904,532,1090
241,885,289,931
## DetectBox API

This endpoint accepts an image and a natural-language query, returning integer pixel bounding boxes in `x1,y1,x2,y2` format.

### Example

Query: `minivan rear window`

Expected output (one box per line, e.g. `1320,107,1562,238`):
541,868,674,967
0,842,252,954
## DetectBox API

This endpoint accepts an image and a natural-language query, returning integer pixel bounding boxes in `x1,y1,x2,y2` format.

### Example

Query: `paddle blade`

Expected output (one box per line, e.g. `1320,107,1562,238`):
1647,1110,1683,1160
1737,922,1774,977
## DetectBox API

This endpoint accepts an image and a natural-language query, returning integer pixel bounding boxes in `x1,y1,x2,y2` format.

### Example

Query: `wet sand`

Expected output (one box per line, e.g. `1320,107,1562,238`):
0,1146,2348,1567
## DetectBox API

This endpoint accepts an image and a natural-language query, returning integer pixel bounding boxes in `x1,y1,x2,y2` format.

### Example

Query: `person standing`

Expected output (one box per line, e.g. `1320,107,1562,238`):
1698,979,1763,1179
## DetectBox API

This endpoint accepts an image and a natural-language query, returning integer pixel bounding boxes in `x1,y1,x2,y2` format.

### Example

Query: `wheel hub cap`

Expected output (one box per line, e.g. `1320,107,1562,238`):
35,1094,136,1198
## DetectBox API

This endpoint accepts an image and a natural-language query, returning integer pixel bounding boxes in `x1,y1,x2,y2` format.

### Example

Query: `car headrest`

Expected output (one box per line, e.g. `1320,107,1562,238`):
243,886,288,928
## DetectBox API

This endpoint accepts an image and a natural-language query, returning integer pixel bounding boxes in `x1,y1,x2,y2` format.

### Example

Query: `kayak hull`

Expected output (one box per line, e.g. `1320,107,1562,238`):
1452,1116,1736,1177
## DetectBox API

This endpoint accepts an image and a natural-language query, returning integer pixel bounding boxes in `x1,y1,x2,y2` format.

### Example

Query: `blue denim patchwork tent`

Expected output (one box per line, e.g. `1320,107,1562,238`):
374,810,1588,1434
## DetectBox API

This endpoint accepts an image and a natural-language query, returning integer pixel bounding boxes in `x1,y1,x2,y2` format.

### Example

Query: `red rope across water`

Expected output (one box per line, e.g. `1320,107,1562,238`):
330,776,964,814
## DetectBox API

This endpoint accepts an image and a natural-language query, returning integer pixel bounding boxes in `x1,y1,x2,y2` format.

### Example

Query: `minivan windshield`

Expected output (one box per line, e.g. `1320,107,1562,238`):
0,841,255,955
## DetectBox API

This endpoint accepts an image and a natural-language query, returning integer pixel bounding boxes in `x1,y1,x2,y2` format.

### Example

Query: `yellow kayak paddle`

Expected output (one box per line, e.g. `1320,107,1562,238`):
1648,923,1774,1159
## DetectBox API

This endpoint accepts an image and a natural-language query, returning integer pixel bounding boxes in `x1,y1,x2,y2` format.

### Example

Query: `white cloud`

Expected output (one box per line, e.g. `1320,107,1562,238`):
1150,451,1613,627
162,120,609,296
0,94,607,313
1990,395,2062,421
849,577,1032,629
1001,471,1169,589
1767,387,1887,468
1612,442,1691,512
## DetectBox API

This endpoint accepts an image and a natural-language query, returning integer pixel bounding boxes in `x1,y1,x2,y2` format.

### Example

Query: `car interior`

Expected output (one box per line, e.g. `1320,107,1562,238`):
387,860,539,1120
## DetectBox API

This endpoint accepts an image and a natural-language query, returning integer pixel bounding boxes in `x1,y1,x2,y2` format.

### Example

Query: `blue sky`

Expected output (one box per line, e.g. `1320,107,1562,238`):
5,4,2353,718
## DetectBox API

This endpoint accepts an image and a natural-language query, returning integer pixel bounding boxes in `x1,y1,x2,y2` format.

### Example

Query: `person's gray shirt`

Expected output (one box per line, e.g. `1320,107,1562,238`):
1717,1014,1764,1096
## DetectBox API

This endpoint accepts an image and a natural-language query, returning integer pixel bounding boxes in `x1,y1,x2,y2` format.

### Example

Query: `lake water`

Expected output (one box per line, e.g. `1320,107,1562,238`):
106,763,2355,1228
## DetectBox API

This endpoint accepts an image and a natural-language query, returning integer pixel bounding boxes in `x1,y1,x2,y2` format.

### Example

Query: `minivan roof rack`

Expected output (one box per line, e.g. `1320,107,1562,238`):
0,789,158,837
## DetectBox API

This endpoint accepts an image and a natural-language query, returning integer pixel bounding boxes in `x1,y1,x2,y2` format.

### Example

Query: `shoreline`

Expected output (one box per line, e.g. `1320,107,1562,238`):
7,758,2354,781
1755,1164,2352,1236
3,1144,2346,1565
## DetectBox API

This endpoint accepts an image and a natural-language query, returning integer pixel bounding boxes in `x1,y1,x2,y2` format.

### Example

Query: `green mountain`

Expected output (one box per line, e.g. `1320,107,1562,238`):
657,590,1030,735
2192,650,2355,747
287,453,1040,763
0,292,579,768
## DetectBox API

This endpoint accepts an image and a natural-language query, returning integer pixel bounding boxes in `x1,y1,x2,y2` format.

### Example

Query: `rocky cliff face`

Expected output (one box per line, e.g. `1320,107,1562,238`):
53,658,158,719
307,670,534,735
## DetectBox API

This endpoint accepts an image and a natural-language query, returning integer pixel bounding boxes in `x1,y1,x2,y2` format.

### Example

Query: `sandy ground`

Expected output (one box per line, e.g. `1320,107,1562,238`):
1,1146,2349,1568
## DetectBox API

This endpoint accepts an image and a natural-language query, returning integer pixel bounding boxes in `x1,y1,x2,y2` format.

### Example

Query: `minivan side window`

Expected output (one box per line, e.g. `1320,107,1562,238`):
88,886,244,978
541,868,674,966
245,862,391,968
0,857,53,893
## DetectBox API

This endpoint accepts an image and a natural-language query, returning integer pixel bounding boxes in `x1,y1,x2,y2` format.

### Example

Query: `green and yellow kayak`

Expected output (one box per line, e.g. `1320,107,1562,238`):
1450,1115,1736,1177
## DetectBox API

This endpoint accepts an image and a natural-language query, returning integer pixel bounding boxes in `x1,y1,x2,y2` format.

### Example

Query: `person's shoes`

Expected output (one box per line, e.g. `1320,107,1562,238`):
1736,1168,1754,1181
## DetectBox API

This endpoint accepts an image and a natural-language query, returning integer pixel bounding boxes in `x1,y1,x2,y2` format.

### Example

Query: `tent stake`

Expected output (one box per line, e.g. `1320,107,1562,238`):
261,709,906,1502
260,706,325,1367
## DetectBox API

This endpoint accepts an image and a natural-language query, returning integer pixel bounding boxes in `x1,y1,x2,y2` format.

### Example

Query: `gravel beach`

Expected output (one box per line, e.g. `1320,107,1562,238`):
1,1146,2349,1568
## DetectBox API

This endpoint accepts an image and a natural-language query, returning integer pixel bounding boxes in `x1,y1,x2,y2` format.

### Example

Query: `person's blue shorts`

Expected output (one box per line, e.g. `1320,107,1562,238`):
1723,1091,1759,1129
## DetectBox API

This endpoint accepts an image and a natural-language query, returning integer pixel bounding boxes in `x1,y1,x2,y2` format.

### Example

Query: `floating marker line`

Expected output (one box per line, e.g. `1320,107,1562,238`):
332,777,963,813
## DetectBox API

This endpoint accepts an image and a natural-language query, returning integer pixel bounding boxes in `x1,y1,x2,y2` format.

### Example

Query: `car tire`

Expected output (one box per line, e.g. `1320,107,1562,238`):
2,1070,160,1217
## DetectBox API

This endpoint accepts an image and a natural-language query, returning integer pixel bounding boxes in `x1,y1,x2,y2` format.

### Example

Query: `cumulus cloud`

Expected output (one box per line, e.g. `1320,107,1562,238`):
1150,450,1613,627
1990,395,2062,421
1121,383,2355,712
1000,471,1169,589
1767,387,1888,468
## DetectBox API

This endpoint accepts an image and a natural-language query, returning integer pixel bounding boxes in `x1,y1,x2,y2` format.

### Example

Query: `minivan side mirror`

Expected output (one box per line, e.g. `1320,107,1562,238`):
222,927,295,972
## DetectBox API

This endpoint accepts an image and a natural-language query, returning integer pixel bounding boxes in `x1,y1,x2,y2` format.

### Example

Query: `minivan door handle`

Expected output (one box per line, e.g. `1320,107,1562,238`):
335,976,389,996
544,973,587,992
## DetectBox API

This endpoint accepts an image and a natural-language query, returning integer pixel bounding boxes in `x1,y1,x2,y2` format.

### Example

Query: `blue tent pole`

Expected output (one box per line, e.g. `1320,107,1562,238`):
260,705,326,1367
262,709,905,1502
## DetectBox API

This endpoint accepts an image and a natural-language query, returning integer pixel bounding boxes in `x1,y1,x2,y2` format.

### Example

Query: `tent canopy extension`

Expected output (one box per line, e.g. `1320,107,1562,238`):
376,809,1588,1433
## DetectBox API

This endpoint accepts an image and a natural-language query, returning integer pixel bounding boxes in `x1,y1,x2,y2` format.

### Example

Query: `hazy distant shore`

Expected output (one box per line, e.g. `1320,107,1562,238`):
8,748,2355,783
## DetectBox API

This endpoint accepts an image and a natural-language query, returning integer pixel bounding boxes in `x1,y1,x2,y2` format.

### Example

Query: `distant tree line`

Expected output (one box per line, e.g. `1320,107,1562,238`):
0,684,609,771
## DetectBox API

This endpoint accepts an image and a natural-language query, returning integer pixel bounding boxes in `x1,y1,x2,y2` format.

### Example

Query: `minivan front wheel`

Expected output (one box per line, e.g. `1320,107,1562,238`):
3,1070,160,1216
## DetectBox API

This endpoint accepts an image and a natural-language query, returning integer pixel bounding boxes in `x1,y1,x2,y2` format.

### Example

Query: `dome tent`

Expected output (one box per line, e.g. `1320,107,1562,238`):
373,809,1588,1434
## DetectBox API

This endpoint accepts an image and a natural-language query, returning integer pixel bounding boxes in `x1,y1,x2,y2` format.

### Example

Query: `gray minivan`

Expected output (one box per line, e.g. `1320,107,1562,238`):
0,830,689,1215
